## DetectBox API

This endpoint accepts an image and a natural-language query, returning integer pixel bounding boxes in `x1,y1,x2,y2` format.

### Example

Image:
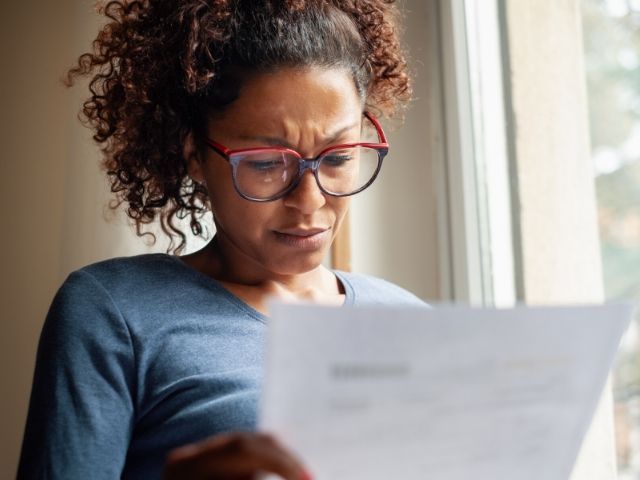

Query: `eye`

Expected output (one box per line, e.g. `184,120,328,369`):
246,159,284,172
322,153,354,167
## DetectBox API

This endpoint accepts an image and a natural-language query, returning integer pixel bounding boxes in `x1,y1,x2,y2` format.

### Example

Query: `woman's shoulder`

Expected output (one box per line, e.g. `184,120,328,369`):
41,255,182,349
47,253,218,337
56,253,194,308
66,252,186,289
335,271,427,307
78,252,178,280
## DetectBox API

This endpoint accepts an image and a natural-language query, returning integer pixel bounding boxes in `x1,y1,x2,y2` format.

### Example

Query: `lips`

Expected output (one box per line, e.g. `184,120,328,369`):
273,227,331,249
276,227,329,237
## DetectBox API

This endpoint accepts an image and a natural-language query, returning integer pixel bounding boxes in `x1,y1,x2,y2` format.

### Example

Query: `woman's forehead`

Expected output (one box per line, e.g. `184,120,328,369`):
222,68,359,110
207,67,364,140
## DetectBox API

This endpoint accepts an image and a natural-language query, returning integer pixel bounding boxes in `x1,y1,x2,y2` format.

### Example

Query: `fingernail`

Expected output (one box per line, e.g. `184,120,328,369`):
300,470,314,480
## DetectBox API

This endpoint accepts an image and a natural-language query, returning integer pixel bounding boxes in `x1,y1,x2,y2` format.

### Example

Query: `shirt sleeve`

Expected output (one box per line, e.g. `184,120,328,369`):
18,270,136,479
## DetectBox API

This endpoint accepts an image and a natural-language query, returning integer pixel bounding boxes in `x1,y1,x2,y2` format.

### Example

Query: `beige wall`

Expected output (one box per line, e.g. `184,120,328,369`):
0,0,441,477
351,0,442,301
0,1,156,477
1,1,80,476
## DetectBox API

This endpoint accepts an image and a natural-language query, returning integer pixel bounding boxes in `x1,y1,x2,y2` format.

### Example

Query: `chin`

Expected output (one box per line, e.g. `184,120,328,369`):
268,251,328,276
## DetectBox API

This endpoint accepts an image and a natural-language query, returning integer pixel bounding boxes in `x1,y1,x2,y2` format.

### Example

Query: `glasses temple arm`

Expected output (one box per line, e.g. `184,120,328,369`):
364,111,388,144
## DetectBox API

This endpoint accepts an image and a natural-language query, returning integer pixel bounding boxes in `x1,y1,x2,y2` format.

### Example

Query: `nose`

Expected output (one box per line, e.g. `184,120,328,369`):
282,169,326,214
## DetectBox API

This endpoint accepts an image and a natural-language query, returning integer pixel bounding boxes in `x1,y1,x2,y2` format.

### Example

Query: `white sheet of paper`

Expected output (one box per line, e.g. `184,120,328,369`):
260,303,633,480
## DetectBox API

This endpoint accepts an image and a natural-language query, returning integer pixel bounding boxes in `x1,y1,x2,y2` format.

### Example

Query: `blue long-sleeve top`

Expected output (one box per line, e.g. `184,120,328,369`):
18,253,424,479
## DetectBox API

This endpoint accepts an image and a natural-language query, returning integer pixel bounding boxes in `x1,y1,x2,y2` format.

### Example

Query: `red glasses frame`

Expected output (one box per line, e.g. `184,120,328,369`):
204,111,389,202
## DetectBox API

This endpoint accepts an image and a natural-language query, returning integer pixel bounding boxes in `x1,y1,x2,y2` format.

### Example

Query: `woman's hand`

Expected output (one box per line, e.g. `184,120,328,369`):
163,432,312,480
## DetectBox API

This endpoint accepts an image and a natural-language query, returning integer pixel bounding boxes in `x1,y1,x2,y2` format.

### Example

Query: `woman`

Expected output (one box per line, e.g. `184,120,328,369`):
18,0,423,478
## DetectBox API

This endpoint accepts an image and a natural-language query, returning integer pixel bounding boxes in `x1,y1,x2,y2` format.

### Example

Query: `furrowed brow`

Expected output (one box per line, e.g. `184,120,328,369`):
238,121,361,149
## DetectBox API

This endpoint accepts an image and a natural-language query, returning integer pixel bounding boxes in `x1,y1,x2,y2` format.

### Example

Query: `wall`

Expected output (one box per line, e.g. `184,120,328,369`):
351,0,442,301
0,1,156,477
0,0,82,476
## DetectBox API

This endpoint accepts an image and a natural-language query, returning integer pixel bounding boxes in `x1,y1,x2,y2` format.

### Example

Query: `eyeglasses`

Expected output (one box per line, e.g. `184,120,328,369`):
204,112,389,202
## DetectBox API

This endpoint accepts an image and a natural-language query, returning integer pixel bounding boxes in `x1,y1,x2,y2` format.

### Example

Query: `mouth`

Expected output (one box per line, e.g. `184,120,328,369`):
273,227,331,249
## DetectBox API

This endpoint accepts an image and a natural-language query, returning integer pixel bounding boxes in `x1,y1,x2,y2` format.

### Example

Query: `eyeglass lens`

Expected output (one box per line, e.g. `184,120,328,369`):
232,146,380,200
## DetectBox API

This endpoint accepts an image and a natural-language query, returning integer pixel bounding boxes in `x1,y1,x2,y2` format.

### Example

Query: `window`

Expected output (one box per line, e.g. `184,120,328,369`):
435,0,625,477
581,0,640,476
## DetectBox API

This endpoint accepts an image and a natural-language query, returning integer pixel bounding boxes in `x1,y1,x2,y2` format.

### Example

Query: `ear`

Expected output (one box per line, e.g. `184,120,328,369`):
184,132,205,184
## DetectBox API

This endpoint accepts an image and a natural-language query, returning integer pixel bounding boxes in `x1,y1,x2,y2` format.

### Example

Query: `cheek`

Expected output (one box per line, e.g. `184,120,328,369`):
329,198,351,231
202,162,247,222
209,188,278,238
332,197,351,218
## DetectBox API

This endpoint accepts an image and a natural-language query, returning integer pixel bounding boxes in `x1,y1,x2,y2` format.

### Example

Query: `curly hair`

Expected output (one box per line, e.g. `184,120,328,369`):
67,0,412,253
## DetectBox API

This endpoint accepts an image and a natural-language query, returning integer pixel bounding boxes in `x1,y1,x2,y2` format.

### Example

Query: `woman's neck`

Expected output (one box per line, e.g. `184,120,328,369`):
179,236,344,313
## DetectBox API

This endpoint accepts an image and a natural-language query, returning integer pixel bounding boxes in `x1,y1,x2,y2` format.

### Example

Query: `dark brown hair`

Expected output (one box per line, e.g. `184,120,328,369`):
67,0,411,253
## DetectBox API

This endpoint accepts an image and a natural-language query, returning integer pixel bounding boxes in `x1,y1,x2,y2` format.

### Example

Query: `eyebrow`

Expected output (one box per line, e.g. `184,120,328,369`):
238,121,361,149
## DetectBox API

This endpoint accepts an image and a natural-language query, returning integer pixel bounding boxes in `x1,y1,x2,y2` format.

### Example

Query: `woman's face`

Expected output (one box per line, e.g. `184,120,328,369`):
190,67,364,277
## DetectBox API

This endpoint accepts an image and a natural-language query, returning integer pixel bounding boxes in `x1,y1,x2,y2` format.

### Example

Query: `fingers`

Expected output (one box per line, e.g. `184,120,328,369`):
164,432,312,480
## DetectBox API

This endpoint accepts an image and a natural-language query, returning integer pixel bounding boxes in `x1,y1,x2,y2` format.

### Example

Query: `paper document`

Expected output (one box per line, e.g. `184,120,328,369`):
260,303,633,480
